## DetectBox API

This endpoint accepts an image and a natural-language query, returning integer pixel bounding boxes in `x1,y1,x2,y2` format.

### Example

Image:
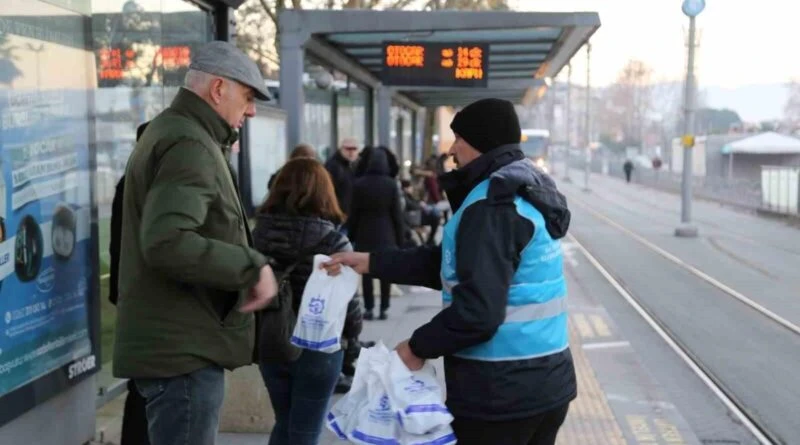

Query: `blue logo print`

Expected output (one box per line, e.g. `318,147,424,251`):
309,296,325,315
403,376,436,394
378,394,391,411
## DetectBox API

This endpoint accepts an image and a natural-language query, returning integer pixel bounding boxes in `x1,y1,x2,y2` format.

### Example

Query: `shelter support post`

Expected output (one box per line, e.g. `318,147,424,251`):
279,31,306,153
728,152,734,182
377,86,392,148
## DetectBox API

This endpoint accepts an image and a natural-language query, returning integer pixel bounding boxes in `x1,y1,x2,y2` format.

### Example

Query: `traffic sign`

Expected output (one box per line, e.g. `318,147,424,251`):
682,0,705,17
681,134,695,148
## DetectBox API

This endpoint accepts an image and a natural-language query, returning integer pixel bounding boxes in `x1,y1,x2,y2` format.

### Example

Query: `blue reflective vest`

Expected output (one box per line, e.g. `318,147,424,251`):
441,178,569,361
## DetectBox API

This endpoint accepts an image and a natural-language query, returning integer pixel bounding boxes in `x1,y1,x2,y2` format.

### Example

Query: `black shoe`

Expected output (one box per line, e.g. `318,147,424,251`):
359,340,376,348
364,311,374,320
334,373,352,394
379,311,388,320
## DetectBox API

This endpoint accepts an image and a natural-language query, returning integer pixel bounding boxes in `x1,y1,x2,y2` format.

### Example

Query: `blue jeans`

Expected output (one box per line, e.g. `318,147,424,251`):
260,349,344,445
134,366,225,445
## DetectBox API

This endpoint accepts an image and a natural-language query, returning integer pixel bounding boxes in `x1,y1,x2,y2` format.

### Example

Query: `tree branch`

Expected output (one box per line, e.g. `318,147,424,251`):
387,0,418,9
258,0,278,25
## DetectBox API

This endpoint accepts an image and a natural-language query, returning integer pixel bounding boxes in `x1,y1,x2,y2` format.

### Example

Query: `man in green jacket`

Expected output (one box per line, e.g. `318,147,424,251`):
113,41,277,445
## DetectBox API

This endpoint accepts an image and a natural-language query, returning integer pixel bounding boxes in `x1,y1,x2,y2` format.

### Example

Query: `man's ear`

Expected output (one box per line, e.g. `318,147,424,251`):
209,77,226,105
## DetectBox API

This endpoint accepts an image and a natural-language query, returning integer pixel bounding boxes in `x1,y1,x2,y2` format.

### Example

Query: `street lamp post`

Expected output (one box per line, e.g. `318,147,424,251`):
564,64,572,183
583,42,592,192
675,0,705,238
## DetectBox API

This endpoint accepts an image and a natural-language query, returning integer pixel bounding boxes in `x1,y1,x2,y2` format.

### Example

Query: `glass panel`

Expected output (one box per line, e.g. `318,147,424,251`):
336,82,367,150
304,87,334,160
248,106,286,208
89,0,213,367
402,108,412,173
0,0,95,408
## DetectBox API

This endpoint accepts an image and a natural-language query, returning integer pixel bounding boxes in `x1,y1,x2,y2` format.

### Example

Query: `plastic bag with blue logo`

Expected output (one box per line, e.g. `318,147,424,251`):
326,342,385,440
350,364,402,445
383,352,454,436
291,254,360,353
400,425,457,445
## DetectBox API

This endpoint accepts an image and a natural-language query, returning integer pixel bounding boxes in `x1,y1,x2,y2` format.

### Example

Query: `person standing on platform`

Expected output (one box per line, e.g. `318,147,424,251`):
325,137,360,231
323,98,576,445
113,41,278,445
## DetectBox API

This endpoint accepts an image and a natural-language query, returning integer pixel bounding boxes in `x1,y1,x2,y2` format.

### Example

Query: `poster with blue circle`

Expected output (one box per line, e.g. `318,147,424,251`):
0,86,94,398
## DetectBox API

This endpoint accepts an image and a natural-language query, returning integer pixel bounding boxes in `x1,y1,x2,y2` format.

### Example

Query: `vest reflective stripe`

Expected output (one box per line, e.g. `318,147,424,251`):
440,176,568,362
443,295,567,323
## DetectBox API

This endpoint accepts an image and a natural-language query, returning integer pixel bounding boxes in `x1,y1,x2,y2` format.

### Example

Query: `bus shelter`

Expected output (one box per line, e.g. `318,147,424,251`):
278,9,601,152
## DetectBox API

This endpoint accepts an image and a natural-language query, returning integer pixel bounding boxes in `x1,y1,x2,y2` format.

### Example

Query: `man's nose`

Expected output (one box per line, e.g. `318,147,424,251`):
245,103,256,117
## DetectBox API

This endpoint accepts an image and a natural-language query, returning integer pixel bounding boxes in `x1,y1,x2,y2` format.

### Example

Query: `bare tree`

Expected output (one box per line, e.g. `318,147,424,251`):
424,0,508,9
603,59,654,151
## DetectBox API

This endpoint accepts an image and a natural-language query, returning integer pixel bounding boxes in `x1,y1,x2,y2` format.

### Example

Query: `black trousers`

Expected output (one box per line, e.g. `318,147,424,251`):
120,380,150,445
362,275,391,312
451,403,569,445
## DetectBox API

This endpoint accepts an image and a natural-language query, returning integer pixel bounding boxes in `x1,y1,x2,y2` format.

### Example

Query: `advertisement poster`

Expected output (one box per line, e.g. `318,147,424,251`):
0,89,95,397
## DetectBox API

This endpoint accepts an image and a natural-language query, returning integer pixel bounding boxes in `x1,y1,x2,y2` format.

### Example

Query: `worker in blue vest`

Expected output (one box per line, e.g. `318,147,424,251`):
322,98,576,445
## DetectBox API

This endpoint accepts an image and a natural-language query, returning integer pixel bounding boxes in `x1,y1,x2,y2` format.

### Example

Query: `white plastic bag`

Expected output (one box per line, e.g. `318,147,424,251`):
326,342,456,445
350,372,401,445
400,425,457,445
383,352,453,435
291,254,359,353
327,343,377,440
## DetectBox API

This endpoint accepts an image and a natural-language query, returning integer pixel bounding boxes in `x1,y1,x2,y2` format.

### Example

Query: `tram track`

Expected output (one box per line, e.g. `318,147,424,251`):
563,192,800,444
569,233,776,445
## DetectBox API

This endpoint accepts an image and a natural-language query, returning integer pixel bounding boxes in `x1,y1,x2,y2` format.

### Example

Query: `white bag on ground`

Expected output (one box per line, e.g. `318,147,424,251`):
350,371,401,445
400,425,457,445
383,352,453,435
291,254,359,353
327,342,456,444
327,342,379,440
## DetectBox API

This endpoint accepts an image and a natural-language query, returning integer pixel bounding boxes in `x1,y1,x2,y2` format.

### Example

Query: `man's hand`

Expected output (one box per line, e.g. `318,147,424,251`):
321,252,370,276
396,339,424,371
239,265,278,313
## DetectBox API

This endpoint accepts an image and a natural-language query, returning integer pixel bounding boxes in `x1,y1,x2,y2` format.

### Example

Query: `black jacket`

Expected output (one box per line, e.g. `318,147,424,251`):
325,152,354,215
349,147,405,251
369,145,576,421
252,213,363,342
109,122,149,305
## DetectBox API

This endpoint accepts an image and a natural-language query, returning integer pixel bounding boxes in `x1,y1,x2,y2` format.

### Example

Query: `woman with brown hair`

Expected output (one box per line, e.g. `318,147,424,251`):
252,158,362,445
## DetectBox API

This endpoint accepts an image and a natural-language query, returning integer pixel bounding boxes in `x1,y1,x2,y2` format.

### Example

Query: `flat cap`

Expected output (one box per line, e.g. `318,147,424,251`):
189,40,271,101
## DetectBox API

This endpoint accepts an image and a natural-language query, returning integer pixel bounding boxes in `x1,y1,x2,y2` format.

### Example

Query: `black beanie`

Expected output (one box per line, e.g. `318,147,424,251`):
450,98,521,153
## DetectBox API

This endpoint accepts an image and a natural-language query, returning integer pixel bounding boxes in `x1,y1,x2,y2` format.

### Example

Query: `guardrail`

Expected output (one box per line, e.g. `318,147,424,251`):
566,156,764,211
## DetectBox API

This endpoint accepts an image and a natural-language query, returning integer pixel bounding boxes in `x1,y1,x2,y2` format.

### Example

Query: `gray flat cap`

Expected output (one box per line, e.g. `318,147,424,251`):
190,40,271,101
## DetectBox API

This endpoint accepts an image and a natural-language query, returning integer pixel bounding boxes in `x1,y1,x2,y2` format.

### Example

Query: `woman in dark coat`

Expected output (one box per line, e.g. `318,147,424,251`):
252,158,362,445
348,146,405,320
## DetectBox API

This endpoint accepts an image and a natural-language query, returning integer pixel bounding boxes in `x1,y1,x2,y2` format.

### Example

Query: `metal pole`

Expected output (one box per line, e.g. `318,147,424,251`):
547,86,555,174
564,64,571,182
676,15,699,237
583,42,592,192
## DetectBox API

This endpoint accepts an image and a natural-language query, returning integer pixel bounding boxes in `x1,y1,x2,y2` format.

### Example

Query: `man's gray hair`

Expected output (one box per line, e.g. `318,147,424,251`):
184,69,217,92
